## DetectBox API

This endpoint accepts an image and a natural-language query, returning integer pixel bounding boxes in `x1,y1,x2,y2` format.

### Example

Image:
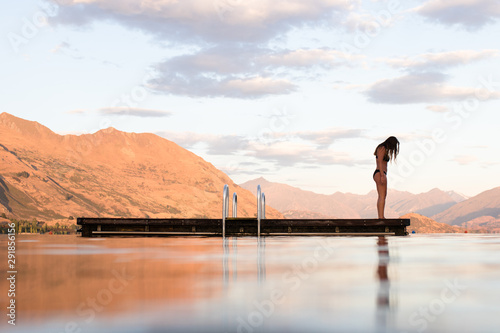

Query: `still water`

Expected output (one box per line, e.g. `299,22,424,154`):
1,234,500,333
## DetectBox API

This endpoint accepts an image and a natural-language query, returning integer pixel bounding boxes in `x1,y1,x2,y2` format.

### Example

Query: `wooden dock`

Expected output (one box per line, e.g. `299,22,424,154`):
77,217,410,237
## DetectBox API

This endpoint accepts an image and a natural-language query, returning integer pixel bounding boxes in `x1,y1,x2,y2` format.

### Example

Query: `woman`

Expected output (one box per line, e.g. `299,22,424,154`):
373,136,399,219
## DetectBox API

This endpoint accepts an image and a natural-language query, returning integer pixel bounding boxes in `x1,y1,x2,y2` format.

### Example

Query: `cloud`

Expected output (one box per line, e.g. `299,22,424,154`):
365,72,499,104
153,45,260,77
50,41,83,59
149,46,359,98
248,141,354,167
204,135,250,155
221,77,297,98
99,107,171,117
50,41,71,53
157,132,249,155
248,128,365,149
49,1,362,98
151,72,296,98
261,49,362,68
451,154,478,165
381,49,499,71
426,105,449,113
414,0,500,30
49,0,354,44
342,10,398,33
158,128,363,167
284,128,364,148
66,109,86,114
157,131,210,148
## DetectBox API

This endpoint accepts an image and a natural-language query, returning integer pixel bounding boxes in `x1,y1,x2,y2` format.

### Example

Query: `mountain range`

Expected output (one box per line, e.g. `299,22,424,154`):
241,178,500,232
0,112,282,223
240,177,468,218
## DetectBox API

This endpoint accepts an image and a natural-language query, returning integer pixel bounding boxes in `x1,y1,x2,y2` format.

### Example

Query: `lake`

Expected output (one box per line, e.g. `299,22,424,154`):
1,234,500,332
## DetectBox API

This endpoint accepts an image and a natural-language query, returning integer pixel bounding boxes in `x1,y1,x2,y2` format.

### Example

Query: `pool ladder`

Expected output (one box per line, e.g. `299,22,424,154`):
222,184,266,238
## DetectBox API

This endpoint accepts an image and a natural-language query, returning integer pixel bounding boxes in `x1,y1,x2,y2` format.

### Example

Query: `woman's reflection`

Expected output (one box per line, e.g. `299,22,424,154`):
376,236,391,331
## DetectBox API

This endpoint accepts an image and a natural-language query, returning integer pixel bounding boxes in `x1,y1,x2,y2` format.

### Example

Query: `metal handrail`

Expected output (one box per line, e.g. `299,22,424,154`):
222,184,229,238
257,185,261,238
232,192,237,218
223,184,265,238
261,193,266,219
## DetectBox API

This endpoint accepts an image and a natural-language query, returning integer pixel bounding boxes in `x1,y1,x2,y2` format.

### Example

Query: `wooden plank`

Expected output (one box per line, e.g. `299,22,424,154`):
262,232,396,236
92,231,216,235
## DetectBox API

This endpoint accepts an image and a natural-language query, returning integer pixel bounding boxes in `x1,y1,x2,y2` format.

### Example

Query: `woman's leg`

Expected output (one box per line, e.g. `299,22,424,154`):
374,173,387,219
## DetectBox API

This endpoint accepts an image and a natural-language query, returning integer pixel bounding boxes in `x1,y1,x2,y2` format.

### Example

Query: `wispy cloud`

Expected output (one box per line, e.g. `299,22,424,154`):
220,77,297,98
150,72,296,99
148,46,359,98
158,128,364,167
451,154,478,165
261,49,363,69
380,49,499,71
426,105,450,113
51,41,83,59
414,0,500,30
66,109,86,114
365,72,500,104
156,132,250,155
280,128,364,148
248,141,354,167
342,10,399,33
99,107,171,117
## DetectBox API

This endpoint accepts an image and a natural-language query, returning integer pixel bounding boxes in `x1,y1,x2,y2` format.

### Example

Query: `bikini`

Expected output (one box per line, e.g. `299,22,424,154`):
373,154,389,177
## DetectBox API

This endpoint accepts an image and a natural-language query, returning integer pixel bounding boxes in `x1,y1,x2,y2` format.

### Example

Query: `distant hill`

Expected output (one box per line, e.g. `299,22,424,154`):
432,187,500,230
390,188,468,217
240,177,358,218
282,210,331,219
401,213,465,234
240,177,468,219
0,113,282,223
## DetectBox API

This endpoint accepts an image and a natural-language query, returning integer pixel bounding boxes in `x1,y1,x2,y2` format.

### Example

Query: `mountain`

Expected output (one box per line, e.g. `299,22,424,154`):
432,187,500,230
389,188,468,217
281,210,331,219
240,177,360,218
0,113,282,223
446,190,469,203
401,213,466,234
240,178,467,219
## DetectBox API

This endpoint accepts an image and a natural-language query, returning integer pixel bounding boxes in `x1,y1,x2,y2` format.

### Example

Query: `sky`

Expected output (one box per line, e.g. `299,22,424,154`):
1,0,499,197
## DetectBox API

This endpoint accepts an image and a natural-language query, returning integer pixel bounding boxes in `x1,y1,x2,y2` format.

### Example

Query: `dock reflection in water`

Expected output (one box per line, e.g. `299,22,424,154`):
2,234,500,333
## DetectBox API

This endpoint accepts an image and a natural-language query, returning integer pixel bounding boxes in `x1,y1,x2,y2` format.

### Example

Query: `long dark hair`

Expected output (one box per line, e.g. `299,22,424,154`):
374,136,399,161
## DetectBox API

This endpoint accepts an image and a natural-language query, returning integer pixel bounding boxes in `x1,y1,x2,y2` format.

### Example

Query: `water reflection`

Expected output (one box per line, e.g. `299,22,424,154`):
222,237,267,287
222,235,395,332
3,234,500,333
257,237,266,285
376,236,391,332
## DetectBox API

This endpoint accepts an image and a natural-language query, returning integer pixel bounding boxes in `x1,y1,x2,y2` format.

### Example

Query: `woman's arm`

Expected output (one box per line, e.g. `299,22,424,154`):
376,146,387,184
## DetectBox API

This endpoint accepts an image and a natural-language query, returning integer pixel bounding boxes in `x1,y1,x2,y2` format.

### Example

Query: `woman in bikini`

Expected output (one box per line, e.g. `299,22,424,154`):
373,136,399,219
